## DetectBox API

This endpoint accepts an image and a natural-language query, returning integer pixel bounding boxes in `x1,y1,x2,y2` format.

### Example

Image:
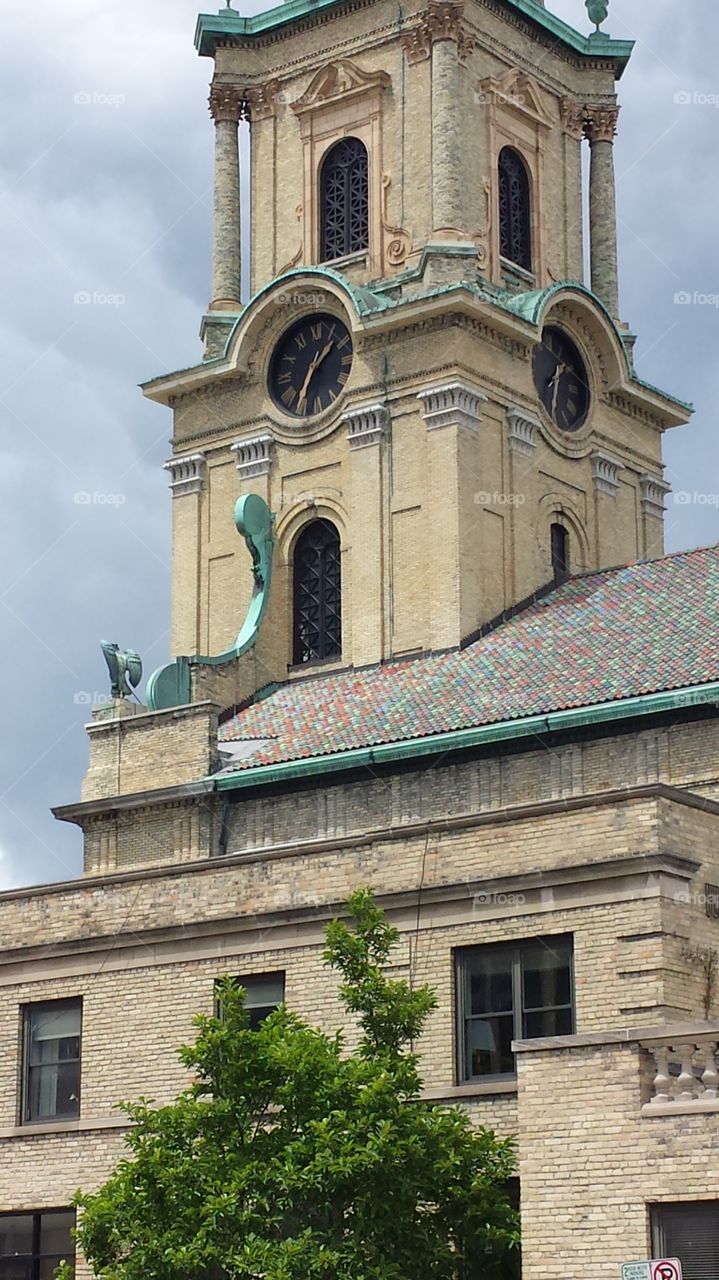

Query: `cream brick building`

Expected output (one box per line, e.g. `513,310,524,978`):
2,0,718,1277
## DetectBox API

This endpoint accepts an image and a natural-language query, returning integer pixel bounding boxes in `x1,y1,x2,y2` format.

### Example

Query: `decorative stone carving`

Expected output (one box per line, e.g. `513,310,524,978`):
478,68,553,129
591,450,624,497
506,407,539,456
208,83,245,124
343,402,388,450
417,381,487,431
560,96,585,141
244,80,280,122
292,60,390,114
278,204,304,275
231,434,273,478
583,103,621,144
402,2,475,65
164,452,206,497
473,177,492,268
640,474,671,519
380,175,412,267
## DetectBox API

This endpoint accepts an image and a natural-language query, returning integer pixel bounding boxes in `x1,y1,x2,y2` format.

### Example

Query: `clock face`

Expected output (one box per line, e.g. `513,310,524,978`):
268,313,353,418
532,326,590,432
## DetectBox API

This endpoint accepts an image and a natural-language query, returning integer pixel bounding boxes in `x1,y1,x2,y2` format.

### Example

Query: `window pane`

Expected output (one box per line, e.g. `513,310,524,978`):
247,1005,276,1032
466,1013,515,1077
242,976,284,1009
522,941,572,1011
0,1261,32,1280
653,1202,719,1280
38,1259,74,1280
39,1212,75,1257
468,953,513,1015
30,1006,81,1042
0,1215,33,1256
523,1006,573,1040
29,1060,81,1120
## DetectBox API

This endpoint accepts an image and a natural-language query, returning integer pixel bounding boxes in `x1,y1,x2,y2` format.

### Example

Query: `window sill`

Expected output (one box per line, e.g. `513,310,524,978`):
319,249,368,271
0,1115,131,1140
499,257,536,291
422,1080,518,1101
287,656,349,678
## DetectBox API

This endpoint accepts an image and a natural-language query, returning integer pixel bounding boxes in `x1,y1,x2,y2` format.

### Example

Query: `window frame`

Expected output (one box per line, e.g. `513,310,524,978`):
455,936,575,1084
651,1200,719,1275
216,972,286,1031
21,997,83,1126
498,145,533,273
0,1207,76,1280
292,518,342,666
319,135,370,264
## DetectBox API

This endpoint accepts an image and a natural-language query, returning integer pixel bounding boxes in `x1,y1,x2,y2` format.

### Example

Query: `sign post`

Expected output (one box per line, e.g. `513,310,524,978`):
621,1262,683,1280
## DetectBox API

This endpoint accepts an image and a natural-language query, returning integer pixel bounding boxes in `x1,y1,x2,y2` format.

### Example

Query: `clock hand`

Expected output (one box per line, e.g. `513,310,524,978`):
297,340,335,413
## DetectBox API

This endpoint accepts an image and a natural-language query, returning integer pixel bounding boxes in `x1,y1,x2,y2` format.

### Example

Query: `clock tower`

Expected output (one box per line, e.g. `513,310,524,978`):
142,0,691,708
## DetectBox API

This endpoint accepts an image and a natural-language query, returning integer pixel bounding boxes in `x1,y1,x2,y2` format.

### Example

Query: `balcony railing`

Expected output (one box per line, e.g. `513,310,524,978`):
641,1030,719,1115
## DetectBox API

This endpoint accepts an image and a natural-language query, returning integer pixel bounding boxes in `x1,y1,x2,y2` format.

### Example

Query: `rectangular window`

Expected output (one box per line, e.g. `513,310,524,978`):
652,1201,719,1279
218,973,285,1031
456,937,574,1081
22,999,82,1124
0,1208,75,1279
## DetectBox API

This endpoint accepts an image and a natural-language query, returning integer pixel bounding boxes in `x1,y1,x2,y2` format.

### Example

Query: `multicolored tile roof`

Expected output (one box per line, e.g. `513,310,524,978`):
219,544,719,769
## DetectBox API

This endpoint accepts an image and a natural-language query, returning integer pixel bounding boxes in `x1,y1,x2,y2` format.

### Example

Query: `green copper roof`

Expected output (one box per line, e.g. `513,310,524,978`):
195,0,634,71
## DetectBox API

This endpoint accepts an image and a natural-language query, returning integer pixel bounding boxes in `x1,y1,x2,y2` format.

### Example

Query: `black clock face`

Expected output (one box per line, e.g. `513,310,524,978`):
533,326,590,432
269,313,353,418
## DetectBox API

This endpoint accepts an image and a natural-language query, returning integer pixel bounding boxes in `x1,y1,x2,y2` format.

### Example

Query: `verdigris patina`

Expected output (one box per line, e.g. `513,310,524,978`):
101,642,143,700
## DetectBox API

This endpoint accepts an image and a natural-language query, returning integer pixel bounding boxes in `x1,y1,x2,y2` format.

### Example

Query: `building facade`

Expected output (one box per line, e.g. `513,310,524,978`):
2,0,718,1277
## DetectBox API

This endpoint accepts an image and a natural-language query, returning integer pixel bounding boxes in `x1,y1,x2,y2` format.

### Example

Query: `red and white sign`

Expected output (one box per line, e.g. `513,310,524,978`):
621,1261,683,1280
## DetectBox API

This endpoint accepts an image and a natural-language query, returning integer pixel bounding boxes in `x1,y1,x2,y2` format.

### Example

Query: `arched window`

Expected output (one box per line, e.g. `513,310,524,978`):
293,519,342,664
320,137,369,262
498,146,532,272
551,522,570,582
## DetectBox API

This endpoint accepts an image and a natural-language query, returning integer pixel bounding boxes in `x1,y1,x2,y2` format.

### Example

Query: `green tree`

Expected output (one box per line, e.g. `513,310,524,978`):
69,889,519,1280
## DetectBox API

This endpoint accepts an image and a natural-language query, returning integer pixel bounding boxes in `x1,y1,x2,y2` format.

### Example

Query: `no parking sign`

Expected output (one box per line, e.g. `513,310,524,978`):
621,1262,682,1280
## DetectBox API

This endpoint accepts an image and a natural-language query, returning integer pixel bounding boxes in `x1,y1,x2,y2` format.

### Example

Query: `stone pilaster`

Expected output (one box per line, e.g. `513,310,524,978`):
164,454,206,655
584,104,621,319
427,2,474,235
344,401,389,665
209,82,245,310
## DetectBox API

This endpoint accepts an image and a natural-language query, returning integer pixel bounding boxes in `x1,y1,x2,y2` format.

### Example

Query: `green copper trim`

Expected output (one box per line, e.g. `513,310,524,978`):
213,681,719,792
195,1,633,71
147,494,274,711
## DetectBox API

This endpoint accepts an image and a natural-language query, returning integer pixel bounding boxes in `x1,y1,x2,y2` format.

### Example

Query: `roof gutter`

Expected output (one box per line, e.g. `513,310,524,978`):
213,680,719,793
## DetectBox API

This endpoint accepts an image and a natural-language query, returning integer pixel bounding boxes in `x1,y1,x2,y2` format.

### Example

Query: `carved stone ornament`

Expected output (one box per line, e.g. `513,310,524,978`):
208,83,246,124
560,97,585,141
381,175,412,267
402,2,475,65
417,380,487,432
342,402,388,449
506,406,539,456
164,452,206,497
640,474,671,519
591,450,624,497
292,59,390,114
478,68,553,129
278,204,304,276
231,434,273,479
583,103,620,144
244,80,280,122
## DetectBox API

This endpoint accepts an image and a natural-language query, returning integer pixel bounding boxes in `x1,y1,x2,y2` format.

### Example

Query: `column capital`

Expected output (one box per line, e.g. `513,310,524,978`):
591,450,624,498
417,380,486,431
403,2,475,63
640,474,671,519
583,103,620,144
343,402,388,450
245,80,281,123
559,97,585,141
208,82,245,125
506,406,539,456
164,453,206,498
231,434,273,478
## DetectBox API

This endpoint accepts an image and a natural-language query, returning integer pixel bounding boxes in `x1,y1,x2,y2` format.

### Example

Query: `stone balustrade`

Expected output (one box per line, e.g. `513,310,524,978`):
641,1028,719,1115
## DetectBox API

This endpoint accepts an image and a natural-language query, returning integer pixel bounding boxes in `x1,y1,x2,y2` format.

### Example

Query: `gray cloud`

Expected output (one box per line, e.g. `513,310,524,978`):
0,0,716,891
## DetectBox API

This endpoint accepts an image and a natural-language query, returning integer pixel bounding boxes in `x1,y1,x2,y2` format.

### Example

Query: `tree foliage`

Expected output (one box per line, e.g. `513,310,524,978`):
69,889,519,1280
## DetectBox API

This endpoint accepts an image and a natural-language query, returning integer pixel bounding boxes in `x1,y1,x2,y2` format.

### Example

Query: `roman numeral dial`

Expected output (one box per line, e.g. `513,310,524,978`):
269,313,353,419
532,325,591,433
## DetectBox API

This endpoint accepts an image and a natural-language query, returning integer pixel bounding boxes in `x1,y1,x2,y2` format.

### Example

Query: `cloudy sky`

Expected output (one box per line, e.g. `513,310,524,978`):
0,0,717,892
